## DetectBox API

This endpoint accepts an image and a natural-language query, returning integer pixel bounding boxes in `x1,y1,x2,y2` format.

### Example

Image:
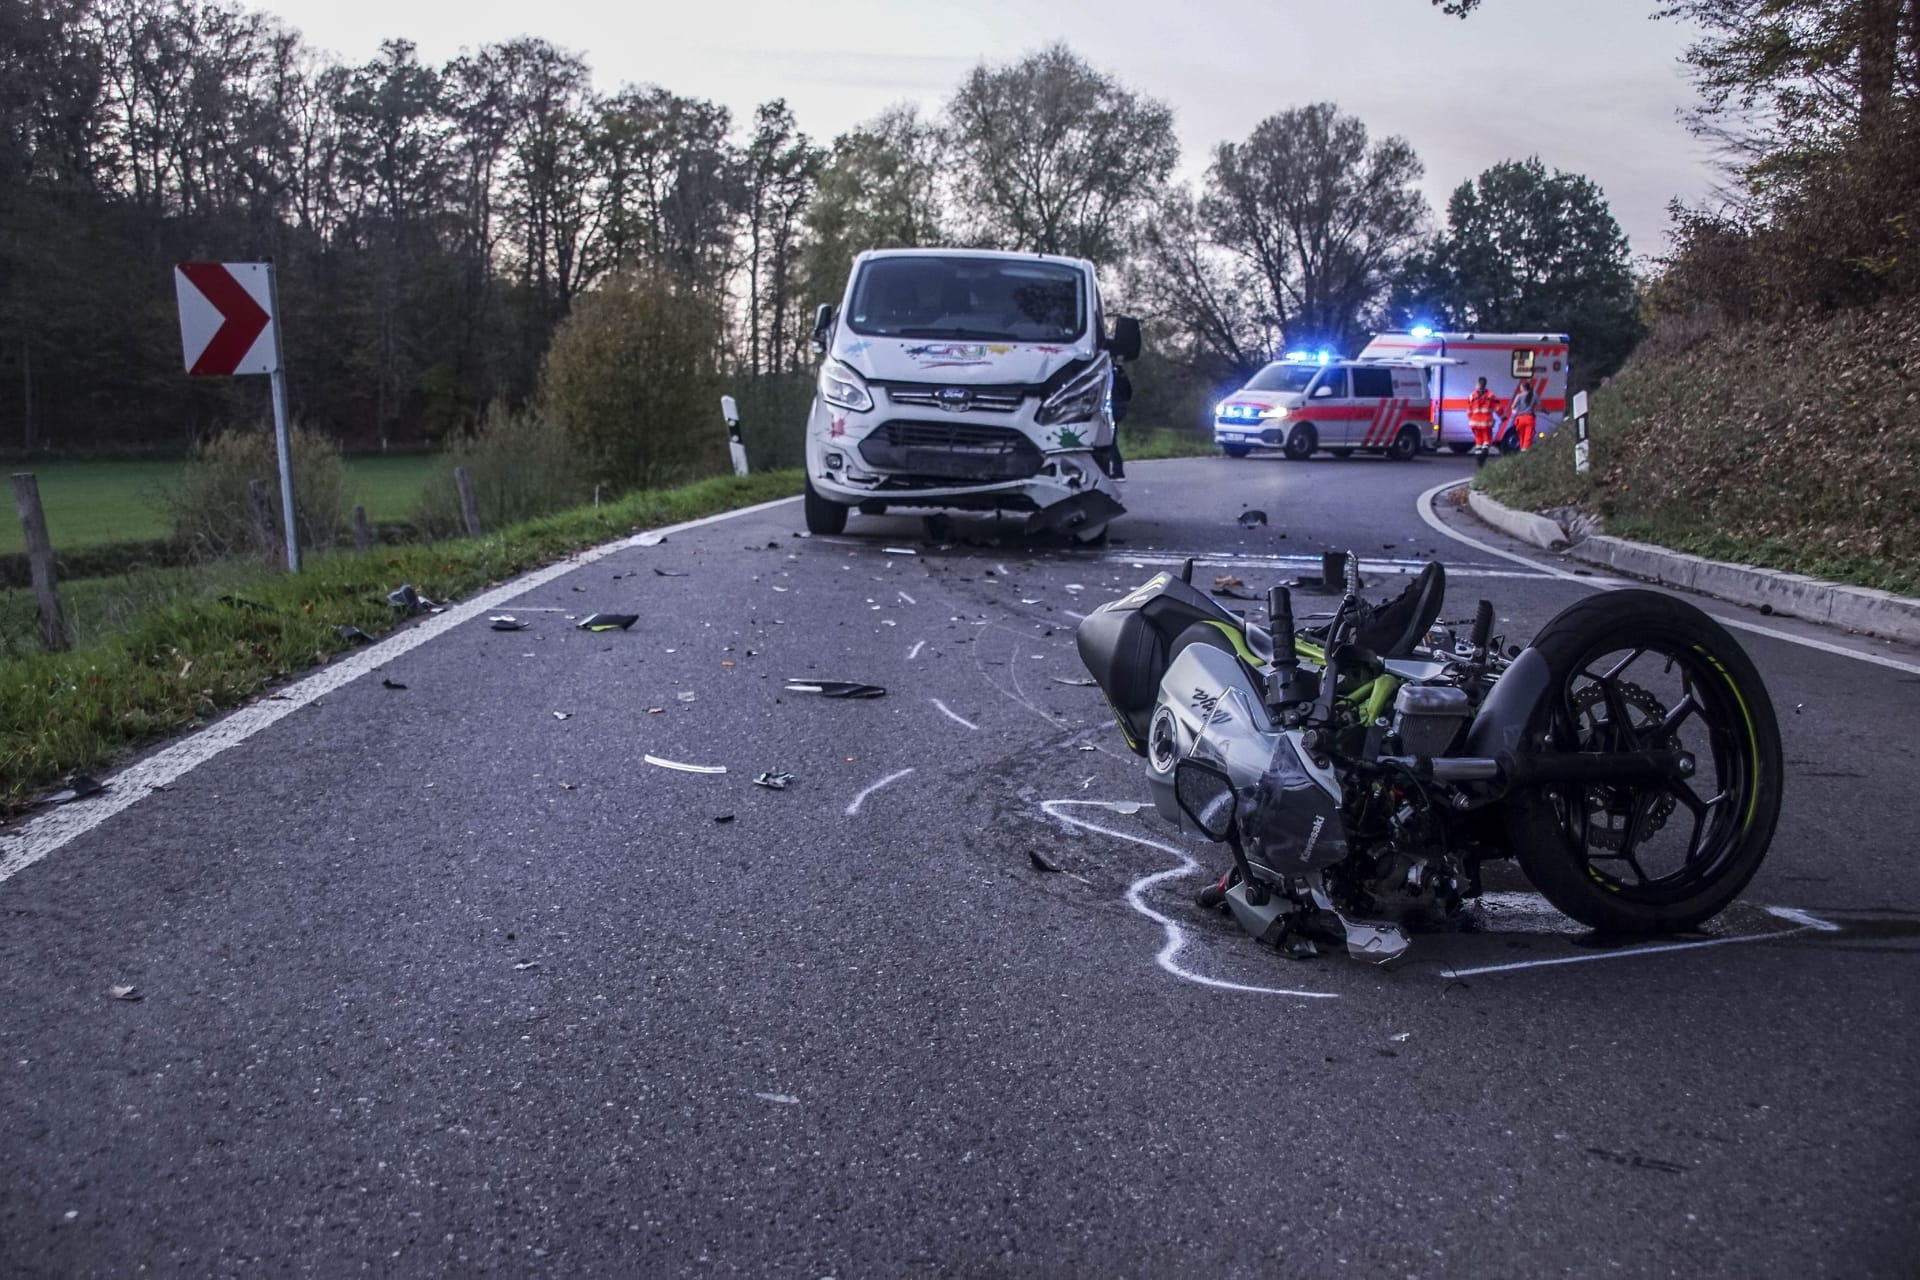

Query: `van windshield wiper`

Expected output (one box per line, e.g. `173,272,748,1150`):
894,326,1023,340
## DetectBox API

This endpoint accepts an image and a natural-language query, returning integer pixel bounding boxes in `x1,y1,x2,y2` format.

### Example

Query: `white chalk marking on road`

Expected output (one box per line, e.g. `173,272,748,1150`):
1042,800,1339,1000
844,767,915,817
1437,904,1838,979
0,493,803,888
930,699,980,731
1417,479,1920,677
906,640,927,660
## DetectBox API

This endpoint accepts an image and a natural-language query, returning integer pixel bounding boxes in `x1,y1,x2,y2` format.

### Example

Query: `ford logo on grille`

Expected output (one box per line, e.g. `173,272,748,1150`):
933,387,973,410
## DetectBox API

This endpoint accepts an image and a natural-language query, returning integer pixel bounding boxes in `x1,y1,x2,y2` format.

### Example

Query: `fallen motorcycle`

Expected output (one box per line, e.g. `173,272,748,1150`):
1075,554,1782,963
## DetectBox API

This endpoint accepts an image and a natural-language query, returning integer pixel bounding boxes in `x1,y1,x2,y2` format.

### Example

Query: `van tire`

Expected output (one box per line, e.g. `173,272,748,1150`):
1387,426,1422,461
1283,425,1317,460
804,476,849,535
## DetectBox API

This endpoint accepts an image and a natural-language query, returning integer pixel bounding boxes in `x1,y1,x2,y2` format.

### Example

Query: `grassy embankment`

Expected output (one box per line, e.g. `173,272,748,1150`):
1477,303,1920,597
0,470,801,812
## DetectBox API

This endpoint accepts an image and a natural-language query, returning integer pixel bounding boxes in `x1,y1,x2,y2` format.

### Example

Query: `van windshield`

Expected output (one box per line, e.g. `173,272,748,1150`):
847,256,1086,343
1242,363,1321,394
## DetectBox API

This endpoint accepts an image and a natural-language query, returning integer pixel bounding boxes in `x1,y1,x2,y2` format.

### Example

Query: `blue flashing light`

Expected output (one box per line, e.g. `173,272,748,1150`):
1410,325,1434,340
1316,350,1332,365
1282,350,1309,362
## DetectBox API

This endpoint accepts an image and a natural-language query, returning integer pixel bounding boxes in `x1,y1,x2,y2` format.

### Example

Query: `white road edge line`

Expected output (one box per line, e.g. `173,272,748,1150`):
1416,479,1920,677
0,493,803,887
1439,905,1839,979
930,698,980,731
1042,800,1338,1000
844,767,915,817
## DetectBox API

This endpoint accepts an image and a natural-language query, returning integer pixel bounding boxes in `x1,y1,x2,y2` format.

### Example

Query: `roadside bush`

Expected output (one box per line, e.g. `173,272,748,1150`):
542,270,729,491
413,403,588,536
168,425,346,561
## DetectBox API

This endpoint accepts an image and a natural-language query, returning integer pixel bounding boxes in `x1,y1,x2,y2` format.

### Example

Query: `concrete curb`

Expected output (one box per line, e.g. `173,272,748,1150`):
1461,486,1920,645
1467,488,1567,551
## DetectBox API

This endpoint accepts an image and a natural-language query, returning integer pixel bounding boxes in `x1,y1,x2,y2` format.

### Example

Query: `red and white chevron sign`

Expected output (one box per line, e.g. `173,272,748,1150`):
173,262,278,376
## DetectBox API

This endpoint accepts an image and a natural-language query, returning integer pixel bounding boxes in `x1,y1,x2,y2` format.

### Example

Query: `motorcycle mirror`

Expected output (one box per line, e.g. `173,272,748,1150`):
1104,315,1143,362
1173,758,1238,842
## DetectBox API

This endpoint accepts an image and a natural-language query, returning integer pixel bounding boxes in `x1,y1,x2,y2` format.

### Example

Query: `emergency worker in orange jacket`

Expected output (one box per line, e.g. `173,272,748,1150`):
1467,378,1498,452
1510,378,1540,451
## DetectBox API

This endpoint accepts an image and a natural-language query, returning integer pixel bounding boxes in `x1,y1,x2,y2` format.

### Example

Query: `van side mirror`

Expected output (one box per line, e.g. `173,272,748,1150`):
811,304,835,355
1105,315,1142,362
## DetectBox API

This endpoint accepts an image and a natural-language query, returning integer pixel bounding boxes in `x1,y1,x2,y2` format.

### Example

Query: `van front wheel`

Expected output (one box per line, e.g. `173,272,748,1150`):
1387,426,1422,461
1282,425,1317,460
804,476,849,535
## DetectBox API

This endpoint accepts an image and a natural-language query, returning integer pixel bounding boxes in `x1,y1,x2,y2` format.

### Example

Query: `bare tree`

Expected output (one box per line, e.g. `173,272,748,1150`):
799,103,945,306
1202,103,1427,350
945,43,1178,263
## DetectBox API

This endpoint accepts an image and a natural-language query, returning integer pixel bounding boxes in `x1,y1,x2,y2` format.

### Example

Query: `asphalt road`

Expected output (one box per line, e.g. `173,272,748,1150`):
4,453,1917,1277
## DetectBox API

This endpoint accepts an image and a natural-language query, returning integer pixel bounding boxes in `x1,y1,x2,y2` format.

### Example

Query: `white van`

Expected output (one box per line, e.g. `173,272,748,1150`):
803,249,1140,542
1213,358,1432,461
1359,331,1571,453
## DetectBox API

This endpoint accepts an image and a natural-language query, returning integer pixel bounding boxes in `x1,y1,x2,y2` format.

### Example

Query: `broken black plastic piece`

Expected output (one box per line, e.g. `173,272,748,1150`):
335,624,375,645
782,680,885,699
1238,510,1268,528
576,613,639,632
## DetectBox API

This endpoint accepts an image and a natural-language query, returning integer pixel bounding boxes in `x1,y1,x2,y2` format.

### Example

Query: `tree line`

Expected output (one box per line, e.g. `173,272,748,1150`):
0,0,1651,456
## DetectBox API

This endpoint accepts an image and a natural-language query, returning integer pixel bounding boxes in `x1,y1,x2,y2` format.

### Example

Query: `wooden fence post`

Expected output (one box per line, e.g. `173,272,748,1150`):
352,504,371,554
247,478,282,563
454,466,483,537
11,472,69,651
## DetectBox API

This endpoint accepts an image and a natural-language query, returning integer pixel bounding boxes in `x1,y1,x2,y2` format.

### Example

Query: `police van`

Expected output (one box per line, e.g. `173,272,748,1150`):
1359,330,1571,453
1213,356,1433,461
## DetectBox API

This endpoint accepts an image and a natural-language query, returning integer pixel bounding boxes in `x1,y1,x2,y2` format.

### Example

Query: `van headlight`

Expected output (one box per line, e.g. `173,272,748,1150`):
819,359,873,413
1259,406,1290,421
1037,364,1108,426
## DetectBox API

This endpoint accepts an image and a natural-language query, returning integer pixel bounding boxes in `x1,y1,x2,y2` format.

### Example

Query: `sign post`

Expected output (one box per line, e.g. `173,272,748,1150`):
720,395,749,477
1572,389,1591,476
174,261,299,571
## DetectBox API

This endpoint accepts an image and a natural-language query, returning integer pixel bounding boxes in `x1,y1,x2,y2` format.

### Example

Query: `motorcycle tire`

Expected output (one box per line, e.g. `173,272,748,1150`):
1504,589,1782,934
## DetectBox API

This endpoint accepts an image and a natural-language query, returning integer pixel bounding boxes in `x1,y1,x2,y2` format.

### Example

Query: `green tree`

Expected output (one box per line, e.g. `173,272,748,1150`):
944,43,1178,263
1399,158,1641,382
798,104,945,309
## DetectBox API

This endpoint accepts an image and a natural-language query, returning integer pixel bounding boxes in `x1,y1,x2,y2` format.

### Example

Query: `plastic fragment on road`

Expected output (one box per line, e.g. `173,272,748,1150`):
1052,676,1098,687
636,531,668,546
107,984,142,1001
335,624,375,645
647,706,665,714
643,754,727,774
676,691,697,703
653,567,689,577
514,961,540,971
753,770,795,790
782,680,886,699
1238,509,1268,527
1028,849,1063,874
488,615,529,631
381,677,407,690
755,1092,799,1105
881,546,918,556
713,813,736,824
386,583,437,615
552,711,570,720
38,774,108,807
577,613,639,632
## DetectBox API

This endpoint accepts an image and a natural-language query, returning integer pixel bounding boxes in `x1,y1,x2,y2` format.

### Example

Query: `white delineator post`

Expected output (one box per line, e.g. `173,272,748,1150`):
1572,390,1591,476
264,262,298,571
720,395,749,477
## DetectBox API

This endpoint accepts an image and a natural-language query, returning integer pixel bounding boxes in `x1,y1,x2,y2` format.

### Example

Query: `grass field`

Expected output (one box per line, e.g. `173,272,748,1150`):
1,453,442,554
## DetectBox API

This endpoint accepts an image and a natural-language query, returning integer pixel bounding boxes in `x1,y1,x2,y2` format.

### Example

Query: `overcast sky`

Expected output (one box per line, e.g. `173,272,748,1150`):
263,0,1716,260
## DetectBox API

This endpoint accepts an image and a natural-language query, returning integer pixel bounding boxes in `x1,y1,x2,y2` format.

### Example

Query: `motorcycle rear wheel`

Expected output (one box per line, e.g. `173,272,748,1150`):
1505,590,1782,934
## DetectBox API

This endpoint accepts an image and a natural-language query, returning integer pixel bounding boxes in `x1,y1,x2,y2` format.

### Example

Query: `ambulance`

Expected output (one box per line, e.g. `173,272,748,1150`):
1358,330,1571,453
1212,355,1433,461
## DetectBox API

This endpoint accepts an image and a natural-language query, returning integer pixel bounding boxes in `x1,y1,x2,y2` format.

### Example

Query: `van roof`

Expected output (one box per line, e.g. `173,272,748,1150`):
853,246,1096,273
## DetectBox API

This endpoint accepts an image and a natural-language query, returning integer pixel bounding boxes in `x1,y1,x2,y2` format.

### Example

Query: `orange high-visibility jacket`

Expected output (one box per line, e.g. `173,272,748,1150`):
1468,387,1498,430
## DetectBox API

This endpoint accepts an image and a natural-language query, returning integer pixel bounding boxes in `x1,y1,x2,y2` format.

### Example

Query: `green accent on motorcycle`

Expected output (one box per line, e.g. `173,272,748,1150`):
1201,620,1265,669
1697,647,1761,832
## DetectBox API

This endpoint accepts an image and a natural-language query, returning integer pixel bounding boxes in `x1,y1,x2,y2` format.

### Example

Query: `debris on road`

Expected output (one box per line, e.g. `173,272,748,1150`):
1212,574,1257,601
386,584,437,615
577,613,638,632
38,774,107,807
653,567,689,577
1052,676,1098,687
755,1092,800,1105
552,711,571,720
881,546,918,556
1028,849,1064,874
1238,509,1268,528
636,532,668,547
381,677,407,690
643,754,727,774
513,961,540,971
647,706,665,714
488,615,529,631
783,680,886,699
713,814,736,824
106,984,142,1002
335,624,375,645
676,691,697,703
753,770,795,790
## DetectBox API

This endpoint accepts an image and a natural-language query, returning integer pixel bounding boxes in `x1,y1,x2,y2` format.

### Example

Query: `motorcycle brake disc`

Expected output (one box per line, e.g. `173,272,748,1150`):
1572,679,1676,849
